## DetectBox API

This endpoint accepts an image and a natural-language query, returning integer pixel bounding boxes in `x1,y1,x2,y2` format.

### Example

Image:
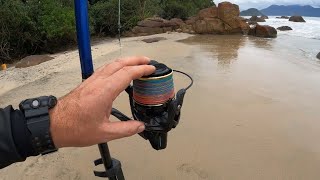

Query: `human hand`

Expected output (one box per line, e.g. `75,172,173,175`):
49,57,155,148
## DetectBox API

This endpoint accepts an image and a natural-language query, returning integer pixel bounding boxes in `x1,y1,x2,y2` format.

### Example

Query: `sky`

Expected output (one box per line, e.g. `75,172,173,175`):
214,0,320,10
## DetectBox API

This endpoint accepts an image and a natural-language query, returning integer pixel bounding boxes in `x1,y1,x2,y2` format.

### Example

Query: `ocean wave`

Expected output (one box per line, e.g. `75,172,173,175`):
259,16,320,40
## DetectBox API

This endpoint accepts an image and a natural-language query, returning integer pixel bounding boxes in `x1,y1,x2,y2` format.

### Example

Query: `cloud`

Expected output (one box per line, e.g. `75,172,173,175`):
214,0,320,10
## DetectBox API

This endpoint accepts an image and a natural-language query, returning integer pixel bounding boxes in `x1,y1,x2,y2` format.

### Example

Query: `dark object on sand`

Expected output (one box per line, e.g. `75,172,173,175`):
277,26,293,31
15,55,54,68
317,52,320,60
142,37,167,43
249,24,277,38
289,16,306,22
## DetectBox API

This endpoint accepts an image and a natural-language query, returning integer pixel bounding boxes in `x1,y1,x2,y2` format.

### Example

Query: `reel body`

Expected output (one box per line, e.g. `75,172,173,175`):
112,60,191,150
126,86,186,150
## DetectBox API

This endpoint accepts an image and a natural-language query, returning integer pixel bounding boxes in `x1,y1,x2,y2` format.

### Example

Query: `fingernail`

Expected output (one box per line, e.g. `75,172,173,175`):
137,125,145,133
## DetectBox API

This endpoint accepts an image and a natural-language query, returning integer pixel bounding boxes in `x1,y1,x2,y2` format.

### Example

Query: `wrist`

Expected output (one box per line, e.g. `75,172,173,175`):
49,96,81,148
49,100,64,148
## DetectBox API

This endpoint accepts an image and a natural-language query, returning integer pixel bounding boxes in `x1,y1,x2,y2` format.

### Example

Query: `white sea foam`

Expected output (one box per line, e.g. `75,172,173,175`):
259,16,320,40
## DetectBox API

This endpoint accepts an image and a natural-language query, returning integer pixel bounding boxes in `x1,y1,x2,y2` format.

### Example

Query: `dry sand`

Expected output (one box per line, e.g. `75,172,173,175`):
1,33,320,180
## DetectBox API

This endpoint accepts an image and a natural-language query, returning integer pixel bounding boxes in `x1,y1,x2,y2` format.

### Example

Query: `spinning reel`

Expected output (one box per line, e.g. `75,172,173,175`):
111,60,193,150
94,60,193,179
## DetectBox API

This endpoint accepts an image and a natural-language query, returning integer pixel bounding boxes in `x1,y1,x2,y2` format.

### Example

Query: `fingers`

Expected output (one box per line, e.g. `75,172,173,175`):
102,121,145,141
95,56,150,77
107,65,156,99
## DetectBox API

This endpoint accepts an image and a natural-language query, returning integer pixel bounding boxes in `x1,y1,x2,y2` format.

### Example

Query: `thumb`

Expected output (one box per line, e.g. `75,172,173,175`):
103,120,145,142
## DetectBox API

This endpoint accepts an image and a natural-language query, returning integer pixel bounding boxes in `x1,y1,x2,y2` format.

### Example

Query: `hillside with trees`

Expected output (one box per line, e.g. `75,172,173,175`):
240,8,265,16
0,0,215,64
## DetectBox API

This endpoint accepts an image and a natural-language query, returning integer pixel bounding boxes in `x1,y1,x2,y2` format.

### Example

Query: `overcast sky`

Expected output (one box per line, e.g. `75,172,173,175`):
214,0,320,10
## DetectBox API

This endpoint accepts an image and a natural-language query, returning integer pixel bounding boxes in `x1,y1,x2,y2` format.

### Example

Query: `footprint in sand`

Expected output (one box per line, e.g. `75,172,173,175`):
177,163,209,179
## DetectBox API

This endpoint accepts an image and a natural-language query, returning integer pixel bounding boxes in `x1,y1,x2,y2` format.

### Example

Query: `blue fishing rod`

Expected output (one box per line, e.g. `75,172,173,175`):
74,0,193,179
74,0,125,179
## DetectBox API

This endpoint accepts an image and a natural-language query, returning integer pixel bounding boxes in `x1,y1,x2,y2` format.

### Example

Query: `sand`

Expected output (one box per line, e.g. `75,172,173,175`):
1,33,320,180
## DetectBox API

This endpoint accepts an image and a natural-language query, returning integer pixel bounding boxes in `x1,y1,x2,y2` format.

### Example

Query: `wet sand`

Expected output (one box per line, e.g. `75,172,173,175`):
1,33,320,180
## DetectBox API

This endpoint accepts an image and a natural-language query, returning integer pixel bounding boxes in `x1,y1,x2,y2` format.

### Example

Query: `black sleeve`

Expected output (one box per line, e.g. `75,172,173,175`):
0,106,38,169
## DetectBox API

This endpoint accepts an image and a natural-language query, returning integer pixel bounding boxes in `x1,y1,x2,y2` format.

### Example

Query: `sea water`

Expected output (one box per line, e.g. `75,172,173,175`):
260,16,320,40
253,16,320,62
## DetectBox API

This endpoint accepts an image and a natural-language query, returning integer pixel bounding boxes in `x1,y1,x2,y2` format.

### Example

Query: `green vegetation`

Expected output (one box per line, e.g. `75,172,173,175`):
0,0,214,64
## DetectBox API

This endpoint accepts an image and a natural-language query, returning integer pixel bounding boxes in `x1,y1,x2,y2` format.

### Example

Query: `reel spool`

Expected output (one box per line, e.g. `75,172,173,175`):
112,60,193,150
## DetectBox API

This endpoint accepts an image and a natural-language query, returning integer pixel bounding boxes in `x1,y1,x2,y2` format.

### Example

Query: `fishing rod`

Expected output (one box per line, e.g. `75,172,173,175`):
74,0,193,179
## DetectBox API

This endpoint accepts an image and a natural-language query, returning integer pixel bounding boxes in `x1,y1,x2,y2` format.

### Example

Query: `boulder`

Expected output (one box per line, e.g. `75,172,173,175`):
238,19,250,34
132,26,163,35
185,17,197,25
15,55,54,68
181,24,194,33
277,26,293,31
170,18,185,25
137,19,164,28
198,7,218,20
142,37,167,43
169,18,185,28
193,20,207,34
249,24,277,38
261,15,269,19
247,21,258,25
317,52,320,60
249,16,266,22
205,18,225,34
163,27,173,32
218,2,240,29
289,16,306,22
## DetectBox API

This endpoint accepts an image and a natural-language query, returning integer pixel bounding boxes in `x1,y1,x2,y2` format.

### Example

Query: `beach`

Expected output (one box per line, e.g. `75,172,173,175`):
1,29,320,179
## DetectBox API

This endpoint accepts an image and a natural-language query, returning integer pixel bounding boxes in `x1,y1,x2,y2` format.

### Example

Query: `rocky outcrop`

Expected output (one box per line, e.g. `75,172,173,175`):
15,55,54,68
317,52,320,60
126,2,250,36
276,16,289,19
289,16,306,22
249,24,277,38
198,7,218,19
261,15,269,19
129,17,183,36
277,26,293,31
185,17,197,25
193,2,249,34
249,16,266,22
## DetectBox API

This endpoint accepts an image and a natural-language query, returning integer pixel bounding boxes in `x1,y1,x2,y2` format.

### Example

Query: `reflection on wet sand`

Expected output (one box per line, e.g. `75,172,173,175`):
179,35,246,67
248,36,274,50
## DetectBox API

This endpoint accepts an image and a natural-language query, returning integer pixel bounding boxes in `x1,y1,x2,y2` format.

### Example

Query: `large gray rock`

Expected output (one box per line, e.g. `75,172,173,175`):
15,55,54,68
277,26,293,31
289,16,306,22
317,52,320,60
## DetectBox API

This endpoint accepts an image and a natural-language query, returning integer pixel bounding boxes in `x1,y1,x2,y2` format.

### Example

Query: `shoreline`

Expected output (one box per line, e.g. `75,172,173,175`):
1,32,320,180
